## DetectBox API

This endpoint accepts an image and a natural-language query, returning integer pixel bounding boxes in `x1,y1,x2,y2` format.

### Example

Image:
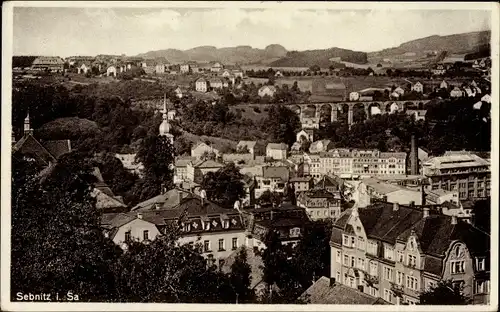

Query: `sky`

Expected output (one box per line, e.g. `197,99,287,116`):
12,6,492,57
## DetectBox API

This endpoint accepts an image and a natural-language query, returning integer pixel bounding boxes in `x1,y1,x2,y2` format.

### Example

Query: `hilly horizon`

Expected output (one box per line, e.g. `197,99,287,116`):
136,30,490,67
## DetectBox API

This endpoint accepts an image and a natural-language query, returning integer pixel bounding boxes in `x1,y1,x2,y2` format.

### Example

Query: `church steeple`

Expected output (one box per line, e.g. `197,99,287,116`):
159,93,174,144
24,112,34,136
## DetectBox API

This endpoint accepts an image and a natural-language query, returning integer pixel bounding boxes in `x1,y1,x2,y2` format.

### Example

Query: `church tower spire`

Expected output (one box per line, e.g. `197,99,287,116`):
24,111,34,136
159,93,174,144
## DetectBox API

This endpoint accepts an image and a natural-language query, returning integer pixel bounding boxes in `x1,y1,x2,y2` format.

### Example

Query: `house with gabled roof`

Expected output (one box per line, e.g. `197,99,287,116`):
12,114,71,167
330,203,490,305
105,189,247,266
266,143,288,160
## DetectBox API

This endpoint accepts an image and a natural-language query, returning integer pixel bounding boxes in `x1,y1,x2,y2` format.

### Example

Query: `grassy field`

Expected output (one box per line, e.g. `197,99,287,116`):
179,129,238,149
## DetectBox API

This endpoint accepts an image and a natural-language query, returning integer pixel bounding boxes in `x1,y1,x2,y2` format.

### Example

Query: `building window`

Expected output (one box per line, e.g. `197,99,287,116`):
397,251,404,263
204,240,211,252
343,235,350,247
358,258,365,270
125,231,131,241
207,254,215,267
384,246,394,261
384,289,393,303
383,266,393,281
232,237,238,250
357,237,366,250
451,260,465,274
336,271,341,283
406,276,419,291
396,271,404,285
351,236,356,247
344,255,349,266
336,250,341,263
218,239,225,251
370,261,378,276
407,255,417,268
476,258,485,271
475,280,485,294
143,230,149,240
351,256,355,267
367,241,377,255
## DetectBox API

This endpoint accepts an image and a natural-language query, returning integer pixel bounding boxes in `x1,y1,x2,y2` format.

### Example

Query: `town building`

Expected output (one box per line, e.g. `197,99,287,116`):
186,159,225,185
289,176,314,194
422,152,490,200
450,87,464,98
180,63,190,74
314,175,343,194
31,56,65,72
309,140,334,154
208,78,225,90
173,156,197,185
236,140,266,158
12,113,71,167
266,143,288,160
155,63,168,74
195,78,208,92
329,203,490,305
355,177,423,208
242,204,311,250
105,191,247,267
411,82,424,93
297,189,342,221
106,66,117,77
432,64,446,75
425,188,460,205
296,129,315,143
349,92,360,101
440,80,448,89
210,62,223,73
258,85,277,98
190,141,221,160
254,166,290,198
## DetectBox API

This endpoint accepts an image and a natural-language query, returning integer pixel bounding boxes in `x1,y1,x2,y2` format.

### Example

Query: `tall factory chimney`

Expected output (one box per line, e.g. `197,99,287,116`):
410,135,418,175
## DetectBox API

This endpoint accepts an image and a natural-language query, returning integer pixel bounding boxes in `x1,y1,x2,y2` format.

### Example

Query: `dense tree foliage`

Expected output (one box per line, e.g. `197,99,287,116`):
418,280,470,305
200,163,245,208
11,153,122,301
132,135,175,203
11,153,251,303
262,105,301,147
229,248,255,303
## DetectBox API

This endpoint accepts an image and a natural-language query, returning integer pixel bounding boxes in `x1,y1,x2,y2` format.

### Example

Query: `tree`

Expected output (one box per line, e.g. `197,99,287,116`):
229,248,255,303
200,162,245,208
257,190,283,207
11,153,123,301
418,280,470,305
133,135,175,201
309,65,321,72
262,105,301,147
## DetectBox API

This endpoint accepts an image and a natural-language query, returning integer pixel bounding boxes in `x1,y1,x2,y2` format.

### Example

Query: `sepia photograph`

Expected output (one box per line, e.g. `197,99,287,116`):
1,1,498,311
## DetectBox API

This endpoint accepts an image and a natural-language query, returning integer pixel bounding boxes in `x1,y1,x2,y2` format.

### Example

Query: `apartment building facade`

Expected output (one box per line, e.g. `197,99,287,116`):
422,152,490,200
297,189,342,221
330,202,490,305
314,149,406,177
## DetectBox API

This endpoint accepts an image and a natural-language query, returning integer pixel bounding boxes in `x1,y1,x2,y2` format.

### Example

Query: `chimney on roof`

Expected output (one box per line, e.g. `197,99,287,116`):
410,135,418,175
423,207,430,218
329,277,336,287
451,215,457,225
393,202,399,211
137,213,143,219
420,182,426,206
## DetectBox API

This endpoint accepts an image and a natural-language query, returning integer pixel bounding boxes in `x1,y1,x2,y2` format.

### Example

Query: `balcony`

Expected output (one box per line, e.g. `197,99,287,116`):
391,283,405,298
364,274,379,286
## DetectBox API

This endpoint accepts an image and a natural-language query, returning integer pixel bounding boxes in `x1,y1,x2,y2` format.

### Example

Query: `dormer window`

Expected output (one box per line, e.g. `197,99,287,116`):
183,224,191,232
205,222,211,231
476,258,485,271
223,220,230,229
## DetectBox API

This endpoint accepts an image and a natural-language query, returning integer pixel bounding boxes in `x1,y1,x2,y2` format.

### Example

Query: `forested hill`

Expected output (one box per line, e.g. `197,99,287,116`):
269,48,368,68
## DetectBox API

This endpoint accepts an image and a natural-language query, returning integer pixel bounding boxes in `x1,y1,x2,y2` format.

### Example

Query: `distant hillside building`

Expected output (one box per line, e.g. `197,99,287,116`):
31,56,64,72
310,78,346,102
258,85,277,98
195,78,208,92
